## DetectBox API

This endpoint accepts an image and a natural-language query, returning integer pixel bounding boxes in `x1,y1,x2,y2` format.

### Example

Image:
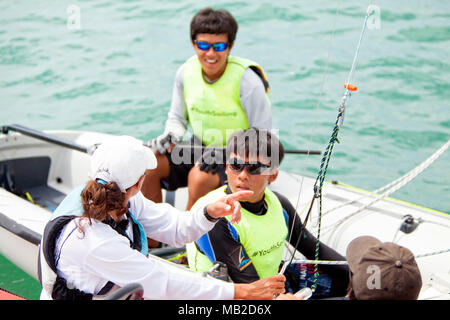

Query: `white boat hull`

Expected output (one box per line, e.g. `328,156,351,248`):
0,222,40,279
1,129,449,299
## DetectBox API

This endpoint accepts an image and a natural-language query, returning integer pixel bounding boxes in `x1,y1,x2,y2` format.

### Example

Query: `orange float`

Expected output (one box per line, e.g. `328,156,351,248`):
344,83,358,91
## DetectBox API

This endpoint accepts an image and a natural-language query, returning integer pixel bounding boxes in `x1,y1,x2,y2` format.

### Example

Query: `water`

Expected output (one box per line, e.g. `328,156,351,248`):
0,254,41,300
0,0,449,299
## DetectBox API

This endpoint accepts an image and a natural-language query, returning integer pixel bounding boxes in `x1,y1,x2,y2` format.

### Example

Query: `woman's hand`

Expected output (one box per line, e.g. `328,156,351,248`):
233,274,286,300
206,190,253,224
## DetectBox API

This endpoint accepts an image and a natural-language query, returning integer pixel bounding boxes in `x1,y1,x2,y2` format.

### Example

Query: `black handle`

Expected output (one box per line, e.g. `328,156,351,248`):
2,124,89,154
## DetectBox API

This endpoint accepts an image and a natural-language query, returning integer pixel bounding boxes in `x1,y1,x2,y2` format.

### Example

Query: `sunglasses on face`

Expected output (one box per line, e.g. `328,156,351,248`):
195,40,229,52
228,158,272,175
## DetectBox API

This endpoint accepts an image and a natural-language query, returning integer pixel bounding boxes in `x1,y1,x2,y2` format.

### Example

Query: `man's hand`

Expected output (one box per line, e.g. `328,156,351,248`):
147,133,179,154
205,190,253,224
234,274,287,300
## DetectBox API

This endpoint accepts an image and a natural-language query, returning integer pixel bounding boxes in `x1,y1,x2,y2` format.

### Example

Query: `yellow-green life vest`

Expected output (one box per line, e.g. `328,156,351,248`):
183,55,269,147
186,186,288,279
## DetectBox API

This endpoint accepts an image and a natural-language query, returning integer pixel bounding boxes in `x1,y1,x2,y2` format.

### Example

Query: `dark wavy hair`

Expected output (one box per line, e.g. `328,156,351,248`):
226,128,285,168
80,180,128,226
190,8,238,44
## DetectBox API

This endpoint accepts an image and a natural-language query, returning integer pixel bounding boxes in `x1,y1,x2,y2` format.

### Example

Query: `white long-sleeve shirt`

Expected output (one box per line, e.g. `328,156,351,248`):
40,191,234,300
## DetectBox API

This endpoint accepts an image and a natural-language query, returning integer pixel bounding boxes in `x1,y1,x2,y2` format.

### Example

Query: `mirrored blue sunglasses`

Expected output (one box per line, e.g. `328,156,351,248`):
195,40,229,52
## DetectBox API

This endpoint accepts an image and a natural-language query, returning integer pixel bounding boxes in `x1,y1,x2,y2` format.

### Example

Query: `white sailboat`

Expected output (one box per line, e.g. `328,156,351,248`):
0,124,448,299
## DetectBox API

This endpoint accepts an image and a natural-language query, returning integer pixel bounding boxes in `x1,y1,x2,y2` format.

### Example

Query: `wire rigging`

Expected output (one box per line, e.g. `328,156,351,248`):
282,4,375,293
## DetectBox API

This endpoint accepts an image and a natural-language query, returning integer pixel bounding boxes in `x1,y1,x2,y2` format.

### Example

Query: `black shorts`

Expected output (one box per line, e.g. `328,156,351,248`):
160,142,227,191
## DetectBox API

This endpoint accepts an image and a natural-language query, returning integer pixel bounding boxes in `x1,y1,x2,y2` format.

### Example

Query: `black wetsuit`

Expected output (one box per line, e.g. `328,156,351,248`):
196,185,349,297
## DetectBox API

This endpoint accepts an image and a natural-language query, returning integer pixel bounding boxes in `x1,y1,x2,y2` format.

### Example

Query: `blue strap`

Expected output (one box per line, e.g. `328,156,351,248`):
195,234,216,263
128,212,148,257
282,209,289,240
227,222,239,242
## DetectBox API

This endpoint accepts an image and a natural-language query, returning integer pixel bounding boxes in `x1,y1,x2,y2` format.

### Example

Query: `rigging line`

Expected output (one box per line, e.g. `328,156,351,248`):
308,6,373,292
292,259,348,266
421,219,450,229
311,10,375,214
286,0,342,261
345,6,370,87
282,4,374,287
284,3,374,278
415,249,450,259
322,138,450,232
346,0,374,88
280,192,317,275
290,248,450,266
320,138,450,218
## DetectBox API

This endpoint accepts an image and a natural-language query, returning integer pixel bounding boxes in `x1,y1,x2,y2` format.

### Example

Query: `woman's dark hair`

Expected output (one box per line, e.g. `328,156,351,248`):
190,8,238,44
80,180,128,225
226,128,285,168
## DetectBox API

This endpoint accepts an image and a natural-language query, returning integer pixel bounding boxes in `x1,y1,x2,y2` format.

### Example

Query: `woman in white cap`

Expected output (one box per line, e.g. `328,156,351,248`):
38,135,287,300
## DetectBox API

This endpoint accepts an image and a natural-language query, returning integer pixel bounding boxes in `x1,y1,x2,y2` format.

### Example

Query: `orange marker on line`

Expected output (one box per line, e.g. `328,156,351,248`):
344,83,358,91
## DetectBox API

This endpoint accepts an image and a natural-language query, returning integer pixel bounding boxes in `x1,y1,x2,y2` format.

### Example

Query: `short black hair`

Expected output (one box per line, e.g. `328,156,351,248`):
226,128,284,168
190,8,238,44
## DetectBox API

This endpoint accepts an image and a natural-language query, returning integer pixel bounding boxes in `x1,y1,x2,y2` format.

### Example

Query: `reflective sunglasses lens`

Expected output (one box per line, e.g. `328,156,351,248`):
212,42,228,52
229,158,244,172
196,41,211,51
246,163,263,175
229,158,270,175
230,163,245,172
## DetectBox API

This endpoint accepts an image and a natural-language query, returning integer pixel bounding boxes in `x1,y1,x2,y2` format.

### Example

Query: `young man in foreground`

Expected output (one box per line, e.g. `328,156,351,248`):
186,128,350,299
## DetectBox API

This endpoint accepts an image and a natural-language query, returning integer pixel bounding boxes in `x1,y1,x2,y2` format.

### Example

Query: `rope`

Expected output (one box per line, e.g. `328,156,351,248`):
415,248,450,259
309,116,342,289
308,8,372,292
281,0,342,277
322,139,450,233
290,249,450,266
321,139,450,219
286,0,342,255
281,2,448,290
291,259,348,266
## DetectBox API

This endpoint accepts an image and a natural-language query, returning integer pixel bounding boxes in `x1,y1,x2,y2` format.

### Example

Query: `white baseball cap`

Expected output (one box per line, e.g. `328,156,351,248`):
89,135,157,193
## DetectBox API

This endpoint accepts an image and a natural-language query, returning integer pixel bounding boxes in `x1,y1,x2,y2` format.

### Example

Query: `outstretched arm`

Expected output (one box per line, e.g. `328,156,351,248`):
86,234,285,300
131,190,252,247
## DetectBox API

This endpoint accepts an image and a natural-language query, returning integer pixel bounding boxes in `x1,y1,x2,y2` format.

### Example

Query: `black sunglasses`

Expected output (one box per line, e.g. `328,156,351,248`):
228,158,271,175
